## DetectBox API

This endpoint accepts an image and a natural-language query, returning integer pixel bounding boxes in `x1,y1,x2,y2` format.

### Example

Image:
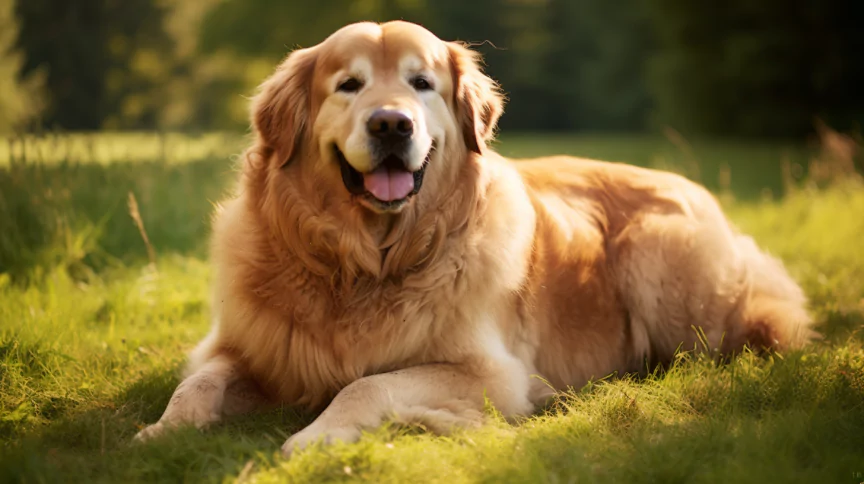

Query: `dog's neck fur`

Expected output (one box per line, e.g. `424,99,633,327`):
242,144,486,301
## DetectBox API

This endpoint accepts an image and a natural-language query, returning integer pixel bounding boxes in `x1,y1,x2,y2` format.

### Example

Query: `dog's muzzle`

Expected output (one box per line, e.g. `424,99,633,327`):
336,145,431,210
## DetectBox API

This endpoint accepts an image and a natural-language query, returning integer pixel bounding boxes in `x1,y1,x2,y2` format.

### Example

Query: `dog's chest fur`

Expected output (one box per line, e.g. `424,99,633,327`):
241,247,490,407
209,194,532,409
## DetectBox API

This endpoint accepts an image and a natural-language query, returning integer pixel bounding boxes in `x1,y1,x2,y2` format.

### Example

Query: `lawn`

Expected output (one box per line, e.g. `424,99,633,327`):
1,132,863,483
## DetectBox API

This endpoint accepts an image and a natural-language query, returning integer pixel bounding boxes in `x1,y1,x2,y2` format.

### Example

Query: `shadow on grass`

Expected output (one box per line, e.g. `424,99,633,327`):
3,339,864,483
476,407,864,484
245,343,864,483
0,366,315,484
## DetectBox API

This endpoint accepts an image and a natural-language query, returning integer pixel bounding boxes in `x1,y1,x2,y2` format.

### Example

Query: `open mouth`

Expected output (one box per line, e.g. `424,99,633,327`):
336,145,430,210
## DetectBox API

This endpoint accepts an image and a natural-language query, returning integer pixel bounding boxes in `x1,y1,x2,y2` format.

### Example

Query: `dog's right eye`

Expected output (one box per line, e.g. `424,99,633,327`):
336,78,363,93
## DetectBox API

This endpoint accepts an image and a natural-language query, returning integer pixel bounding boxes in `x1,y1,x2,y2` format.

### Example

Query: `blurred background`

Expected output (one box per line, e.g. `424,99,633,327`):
3,0,864,136
0,0,863,278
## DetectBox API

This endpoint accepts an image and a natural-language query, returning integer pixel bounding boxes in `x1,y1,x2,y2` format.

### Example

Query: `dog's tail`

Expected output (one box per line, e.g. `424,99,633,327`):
732,234,818,351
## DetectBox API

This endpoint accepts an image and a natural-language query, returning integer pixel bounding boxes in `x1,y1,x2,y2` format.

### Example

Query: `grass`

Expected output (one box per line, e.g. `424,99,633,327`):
1,132,863,483
0,132,246,167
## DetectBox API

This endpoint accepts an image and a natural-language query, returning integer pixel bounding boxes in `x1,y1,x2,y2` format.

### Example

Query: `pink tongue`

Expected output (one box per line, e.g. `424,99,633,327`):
363,165,415,202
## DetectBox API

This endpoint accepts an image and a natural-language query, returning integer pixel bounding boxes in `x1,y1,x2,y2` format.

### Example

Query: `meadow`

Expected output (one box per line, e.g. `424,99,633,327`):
1,131,863,483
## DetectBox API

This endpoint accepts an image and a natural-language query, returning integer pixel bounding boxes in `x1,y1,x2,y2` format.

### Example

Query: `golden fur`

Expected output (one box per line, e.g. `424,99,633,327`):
135,21,815,454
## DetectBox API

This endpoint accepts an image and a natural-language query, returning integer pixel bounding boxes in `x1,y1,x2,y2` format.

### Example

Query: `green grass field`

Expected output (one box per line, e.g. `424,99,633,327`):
1,133,863,483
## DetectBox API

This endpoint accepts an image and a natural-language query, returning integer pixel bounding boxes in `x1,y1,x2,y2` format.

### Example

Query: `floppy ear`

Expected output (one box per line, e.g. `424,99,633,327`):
447,42,505,154
251,46,318,168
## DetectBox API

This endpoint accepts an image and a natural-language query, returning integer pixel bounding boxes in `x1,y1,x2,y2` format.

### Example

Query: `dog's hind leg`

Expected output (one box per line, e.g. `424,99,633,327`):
134,354,263,442
614,211,815,366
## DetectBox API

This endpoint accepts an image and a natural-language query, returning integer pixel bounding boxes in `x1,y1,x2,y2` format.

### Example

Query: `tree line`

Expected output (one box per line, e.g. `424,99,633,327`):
2,0,862,137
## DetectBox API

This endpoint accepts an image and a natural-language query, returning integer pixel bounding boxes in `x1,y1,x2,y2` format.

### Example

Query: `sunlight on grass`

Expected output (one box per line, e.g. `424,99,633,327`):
0,132,246,166
1,133,862,483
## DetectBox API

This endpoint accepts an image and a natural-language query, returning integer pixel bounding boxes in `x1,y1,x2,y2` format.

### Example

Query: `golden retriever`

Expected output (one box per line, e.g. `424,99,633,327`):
135,21,815,455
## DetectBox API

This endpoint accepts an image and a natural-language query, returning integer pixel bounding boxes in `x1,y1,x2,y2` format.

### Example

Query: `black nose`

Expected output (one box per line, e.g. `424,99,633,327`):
367,109,413,140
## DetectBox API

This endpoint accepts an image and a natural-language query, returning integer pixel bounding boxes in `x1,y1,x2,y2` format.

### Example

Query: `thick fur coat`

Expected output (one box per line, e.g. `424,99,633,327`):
135,21,815,455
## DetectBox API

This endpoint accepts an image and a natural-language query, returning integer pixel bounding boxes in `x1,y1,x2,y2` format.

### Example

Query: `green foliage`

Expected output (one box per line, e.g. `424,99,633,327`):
0,0,43,132
540,0,654,131
0,133,863,482
198,0,654,133
647,0,864,137
15,0,174,130
9,0,864,135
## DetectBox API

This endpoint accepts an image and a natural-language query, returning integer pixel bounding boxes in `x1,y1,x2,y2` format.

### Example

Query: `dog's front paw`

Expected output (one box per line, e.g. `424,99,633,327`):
281,423,362,458
133,421,169,443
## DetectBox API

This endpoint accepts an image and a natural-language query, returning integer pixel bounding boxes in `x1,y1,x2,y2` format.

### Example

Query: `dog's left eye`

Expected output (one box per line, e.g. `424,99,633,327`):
410,76,433,91
337,78,363,93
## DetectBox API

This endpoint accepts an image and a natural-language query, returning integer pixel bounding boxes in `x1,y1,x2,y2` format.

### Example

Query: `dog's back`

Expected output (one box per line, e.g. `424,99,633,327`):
513,155,815,387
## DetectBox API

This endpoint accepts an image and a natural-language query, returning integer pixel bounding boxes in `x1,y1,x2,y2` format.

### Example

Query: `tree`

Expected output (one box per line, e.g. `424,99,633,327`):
16,0,174,130
542,0,654,131
0,0,44,132
647,0,864,137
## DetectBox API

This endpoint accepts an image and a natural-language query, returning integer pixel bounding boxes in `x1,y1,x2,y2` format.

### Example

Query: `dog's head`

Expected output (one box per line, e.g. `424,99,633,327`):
251,21,503,214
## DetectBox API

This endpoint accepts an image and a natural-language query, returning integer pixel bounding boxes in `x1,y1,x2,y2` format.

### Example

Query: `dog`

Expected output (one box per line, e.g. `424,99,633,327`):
134,21,815,455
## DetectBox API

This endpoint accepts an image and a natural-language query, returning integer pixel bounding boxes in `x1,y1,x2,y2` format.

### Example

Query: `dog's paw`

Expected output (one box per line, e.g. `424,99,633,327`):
281,424,362,458
133,400,223,443
133,421,169,443
403,406,484,434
